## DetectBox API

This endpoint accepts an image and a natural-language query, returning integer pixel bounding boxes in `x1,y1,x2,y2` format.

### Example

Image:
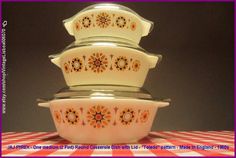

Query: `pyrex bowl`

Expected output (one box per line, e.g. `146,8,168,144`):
38,85,170,144
49,37,162,87
63,3,153,44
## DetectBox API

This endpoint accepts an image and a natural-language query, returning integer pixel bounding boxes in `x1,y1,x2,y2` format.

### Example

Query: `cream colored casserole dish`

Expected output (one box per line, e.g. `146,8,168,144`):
50,37,162,87
38,85,170,144
63,3,153,44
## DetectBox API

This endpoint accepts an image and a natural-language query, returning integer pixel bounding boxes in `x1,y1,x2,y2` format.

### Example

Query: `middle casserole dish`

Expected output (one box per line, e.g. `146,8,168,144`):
50,37,162,87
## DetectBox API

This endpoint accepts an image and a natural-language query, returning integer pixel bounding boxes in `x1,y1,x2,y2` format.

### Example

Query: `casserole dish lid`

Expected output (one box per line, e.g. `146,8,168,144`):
37,85,170,108
78,3,142,17
52,85,165,101
63,3,154,43
49,37,159,59
66,37,144,52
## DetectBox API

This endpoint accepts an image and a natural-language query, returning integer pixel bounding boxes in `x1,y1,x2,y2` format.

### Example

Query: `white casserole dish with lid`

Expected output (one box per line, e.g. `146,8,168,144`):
38,85,170,144
63,3,154,44
49,37,162,87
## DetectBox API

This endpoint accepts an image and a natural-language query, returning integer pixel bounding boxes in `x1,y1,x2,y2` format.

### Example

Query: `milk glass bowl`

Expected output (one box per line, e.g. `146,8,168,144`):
63,3,154,44
49,37,162,87
38,85,170,144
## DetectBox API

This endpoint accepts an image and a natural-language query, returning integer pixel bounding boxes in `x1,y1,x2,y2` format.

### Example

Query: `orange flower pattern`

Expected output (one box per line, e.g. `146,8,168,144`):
140,110,149,123
87,105,111,128
74,12,138,31
64,63,70,73
55,107,151,127
64,55,142,73
132,60,141,72
54,111,61,124
75,21,80,31
130,22,136,31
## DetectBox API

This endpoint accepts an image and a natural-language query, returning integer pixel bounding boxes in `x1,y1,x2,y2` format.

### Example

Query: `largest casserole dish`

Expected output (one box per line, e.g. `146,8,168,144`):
38,85,170,144
50,37,162,87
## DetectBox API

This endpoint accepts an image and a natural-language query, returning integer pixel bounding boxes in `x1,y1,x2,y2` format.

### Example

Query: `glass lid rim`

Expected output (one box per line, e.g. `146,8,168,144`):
53,85,153,100
48,37,162,60
63,3,153,24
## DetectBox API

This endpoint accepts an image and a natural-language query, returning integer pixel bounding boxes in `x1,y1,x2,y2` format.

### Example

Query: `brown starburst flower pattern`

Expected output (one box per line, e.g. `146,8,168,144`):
65,108,79,125
71,57,83,72
88,53,108,73
116,16,126,28
82,16,91,28
96,12,111,28
115,56,128,71
120,108,135,125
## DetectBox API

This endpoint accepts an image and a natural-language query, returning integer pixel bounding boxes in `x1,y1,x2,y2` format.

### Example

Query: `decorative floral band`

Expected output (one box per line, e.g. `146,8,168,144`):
74,12,137,32
53,105,150,128
63,53,141,74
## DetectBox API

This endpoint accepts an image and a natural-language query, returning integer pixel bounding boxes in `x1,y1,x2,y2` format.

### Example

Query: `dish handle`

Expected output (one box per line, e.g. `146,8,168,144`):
154,98,171,108
141,19,154,36
37,98,50,108
63,19,74,36
148,54,162,69
50,57,61,68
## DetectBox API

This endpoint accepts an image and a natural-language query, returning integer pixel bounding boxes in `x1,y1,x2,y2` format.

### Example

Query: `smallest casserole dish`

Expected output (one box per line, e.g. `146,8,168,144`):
63,3,154,44
38,85,170,144
49,37,162,87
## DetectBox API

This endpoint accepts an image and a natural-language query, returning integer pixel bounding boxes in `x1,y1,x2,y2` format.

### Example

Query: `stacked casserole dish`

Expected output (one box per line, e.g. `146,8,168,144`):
38,3,170,144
